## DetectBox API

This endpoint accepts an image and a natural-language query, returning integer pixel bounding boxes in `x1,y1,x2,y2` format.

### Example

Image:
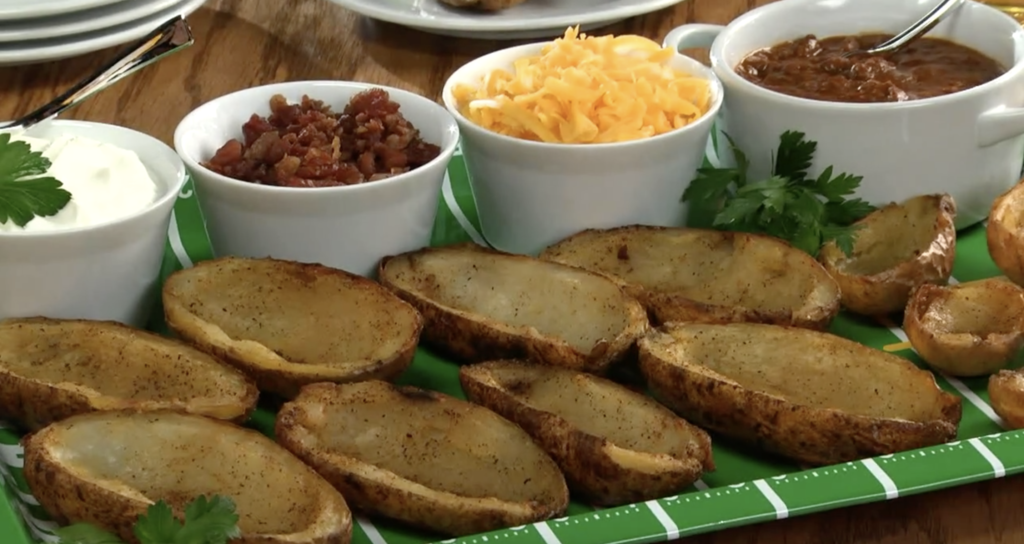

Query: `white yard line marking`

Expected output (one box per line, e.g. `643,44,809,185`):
645,500,680,541
968,438,1007,478
880,309,1006,429
752,479,789,519
861,459,899,499
533,521,563,544
441,171,486,246
693,479,709,491
355,516,387,544
0,443,22,469
167,210,194,268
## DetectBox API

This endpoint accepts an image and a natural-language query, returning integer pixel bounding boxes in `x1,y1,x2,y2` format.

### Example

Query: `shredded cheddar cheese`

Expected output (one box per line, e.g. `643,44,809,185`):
451,27,712,144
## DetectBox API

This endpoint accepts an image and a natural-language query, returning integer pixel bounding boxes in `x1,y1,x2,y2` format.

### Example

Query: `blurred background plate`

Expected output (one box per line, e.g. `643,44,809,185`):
330,0,688,39
0,0,132,21
0,0,183,43
0,0,205,66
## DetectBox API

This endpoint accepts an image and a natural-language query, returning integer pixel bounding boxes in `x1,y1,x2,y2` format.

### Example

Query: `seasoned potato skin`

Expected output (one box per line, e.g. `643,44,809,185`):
0,317,258,431
163,257,422,398
639,323,962,466
378,243,648,374
819,194,957,316
540,226,840,330
989,369,1024,429
460,360,714,506
23,410,352,544
904,279,1024,377
988,179,1024,287
276,381,568,536
441,0,527,9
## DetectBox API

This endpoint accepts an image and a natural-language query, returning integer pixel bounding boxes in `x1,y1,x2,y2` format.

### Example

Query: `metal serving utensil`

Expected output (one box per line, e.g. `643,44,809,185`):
0,16,194,132
844,0,966,58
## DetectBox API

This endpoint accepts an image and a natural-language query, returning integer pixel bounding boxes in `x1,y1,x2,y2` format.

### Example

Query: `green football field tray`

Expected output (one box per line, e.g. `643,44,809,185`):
1,139,1021,544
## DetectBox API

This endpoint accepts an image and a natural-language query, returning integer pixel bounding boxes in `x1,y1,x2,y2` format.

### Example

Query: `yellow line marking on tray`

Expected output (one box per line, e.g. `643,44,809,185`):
883,341,912,352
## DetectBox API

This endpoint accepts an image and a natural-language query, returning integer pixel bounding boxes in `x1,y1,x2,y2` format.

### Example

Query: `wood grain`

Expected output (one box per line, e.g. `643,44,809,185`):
1,1,1022,543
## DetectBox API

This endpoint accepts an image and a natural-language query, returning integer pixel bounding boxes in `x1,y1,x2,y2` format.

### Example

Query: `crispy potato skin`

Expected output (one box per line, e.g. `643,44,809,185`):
819,194,957,316
639,325,962,466
163,257,422,398
440,0,527,10
0,318,258,431
540,226,840,330
988,179,1024,287
459,360,713,506
989,370,1024,429
904,280,1024,377
23,411,352,544
378,244,648,374
276,382,568,536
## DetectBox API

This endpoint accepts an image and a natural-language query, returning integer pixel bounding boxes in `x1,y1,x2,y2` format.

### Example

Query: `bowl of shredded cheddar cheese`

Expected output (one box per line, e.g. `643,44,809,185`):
442,27,722,255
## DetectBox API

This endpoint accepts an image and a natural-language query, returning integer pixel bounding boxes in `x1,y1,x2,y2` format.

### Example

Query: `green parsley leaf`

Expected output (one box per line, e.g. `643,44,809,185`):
174,495,241,544
133,501,182,543
0,132,72,228
54,523,125,544
682,130,877,257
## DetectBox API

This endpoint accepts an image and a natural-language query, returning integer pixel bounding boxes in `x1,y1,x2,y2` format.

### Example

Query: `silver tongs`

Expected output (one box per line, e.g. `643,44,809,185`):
0,16,195,131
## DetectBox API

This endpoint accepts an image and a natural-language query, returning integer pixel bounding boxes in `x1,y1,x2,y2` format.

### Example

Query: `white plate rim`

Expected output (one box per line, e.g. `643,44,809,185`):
0,0,133,21
0,0,184,43
329,0,687,33
0,0,206,65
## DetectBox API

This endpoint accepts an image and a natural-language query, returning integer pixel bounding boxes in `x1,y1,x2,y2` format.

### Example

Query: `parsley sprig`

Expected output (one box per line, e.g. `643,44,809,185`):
0,132,72,228
54,495,241,544
682,130,876,256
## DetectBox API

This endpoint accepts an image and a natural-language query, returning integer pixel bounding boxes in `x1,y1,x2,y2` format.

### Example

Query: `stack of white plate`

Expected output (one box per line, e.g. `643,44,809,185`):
0,0,206,66
329,0,687,40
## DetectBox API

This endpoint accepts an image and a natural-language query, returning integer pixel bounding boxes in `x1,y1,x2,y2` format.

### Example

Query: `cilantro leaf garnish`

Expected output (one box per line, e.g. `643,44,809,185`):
56,495,240,544
0,132,72,228
682,130,876,257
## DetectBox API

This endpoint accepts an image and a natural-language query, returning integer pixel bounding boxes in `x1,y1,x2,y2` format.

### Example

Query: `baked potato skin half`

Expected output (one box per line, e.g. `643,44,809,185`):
275,381,569,537
163,256,423,398
639,323,962,466
460,360,713,506
0,317,258,431
378,243,648,374
989,370,1024,429
904,279,1024,377
23,410,352,544
818,194,957,316
540,226,841,330
988,179,1024,287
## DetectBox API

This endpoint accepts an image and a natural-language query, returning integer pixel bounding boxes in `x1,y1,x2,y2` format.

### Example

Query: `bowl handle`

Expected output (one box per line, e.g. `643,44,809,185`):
977,107,1024,148
662,24,726,51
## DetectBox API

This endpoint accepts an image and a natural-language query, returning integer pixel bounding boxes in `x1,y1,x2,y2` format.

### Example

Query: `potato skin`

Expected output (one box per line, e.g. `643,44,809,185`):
904,280,1024,377
378,245,648,374
459,361,713,506
819,194,956,316
988,180,1024,287
276,382,568,537
638,329,962,466
0,318,258,431
989,370,1024,430
541,226,841,331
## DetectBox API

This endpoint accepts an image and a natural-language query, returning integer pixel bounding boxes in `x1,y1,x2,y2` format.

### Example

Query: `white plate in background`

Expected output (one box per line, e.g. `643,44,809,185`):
0,0,183,43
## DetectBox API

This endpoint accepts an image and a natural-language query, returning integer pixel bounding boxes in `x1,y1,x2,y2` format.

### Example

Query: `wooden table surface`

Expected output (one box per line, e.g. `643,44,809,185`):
1,0,1020,543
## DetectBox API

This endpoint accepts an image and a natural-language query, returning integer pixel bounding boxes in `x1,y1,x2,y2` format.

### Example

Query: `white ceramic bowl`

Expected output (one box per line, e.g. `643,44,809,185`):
441,43,723,256
664,0,1024,229
173,81,460,277
0,120,187,327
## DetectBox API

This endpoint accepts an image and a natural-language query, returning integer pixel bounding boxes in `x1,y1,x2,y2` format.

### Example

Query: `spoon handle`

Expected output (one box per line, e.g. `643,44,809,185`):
869,0,966,55
2,16,194,131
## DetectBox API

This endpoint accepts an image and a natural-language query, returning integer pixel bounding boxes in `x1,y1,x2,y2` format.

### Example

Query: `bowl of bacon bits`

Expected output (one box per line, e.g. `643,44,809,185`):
174,81,459,277
442,27,722,255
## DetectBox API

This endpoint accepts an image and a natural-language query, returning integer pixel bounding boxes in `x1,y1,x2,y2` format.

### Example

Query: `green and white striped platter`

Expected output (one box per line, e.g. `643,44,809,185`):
1,139,1022,544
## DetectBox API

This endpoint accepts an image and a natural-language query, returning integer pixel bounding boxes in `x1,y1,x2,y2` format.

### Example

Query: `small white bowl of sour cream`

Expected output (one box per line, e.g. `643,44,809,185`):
0,120,187,327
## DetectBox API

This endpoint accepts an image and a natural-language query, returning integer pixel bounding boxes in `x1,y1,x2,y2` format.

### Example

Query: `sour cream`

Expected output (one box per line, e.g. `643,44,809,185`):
0,134,159,233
